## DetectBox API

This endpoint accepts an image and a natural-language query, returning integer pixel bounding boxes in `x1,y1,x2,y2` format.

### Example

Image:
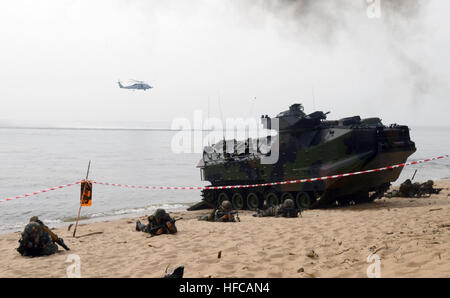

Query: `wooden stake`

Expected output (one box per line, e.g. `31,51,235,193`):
75,231,103,239
73,160,91,237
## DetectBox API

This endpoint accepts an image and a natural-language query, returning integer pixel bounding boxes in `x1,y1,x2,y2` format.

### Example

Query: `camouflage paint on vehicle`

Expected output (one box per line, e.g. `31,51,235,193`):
190,104,416,210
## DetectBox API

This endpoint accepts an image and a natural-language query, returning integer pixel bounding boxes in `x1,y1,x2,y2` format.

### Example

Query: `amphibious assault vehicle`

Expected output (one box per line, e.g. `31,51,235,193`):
189,104,416,210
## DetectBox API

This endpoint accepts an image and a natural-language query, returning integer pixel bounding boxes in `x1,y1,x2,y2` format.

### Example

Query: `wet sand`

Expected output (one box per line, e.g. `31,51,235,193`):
0,180,449,278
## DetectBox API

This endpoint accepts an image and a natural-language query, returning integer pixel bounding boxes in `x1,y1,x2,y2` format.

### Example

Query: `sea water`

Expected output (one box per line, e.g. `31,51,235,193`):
0,126,449,233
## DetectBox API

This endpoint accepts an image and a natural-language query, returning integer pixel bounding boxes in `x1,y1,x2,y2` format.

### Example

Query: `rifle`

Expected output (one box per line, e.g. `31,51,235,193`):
433,188,443,194
229,210,240,222
149,218,177,235
40,224,70,251
203,199,240,222
219,210,240,222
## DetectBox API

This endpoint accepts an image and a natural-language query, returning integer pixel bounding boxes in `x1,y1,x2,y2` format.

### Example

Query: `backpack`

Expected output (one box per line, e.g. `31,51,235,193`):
17,222,58,257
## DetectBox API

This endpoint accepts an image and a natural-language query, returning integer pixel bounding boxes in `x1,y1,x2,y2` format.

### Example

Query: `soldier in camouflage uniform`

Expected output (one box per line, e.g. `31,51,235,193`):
253,199,300,218
420,180,442,195
198,200,238,222
252,200,276,217
388,179,443,198
398,179,420,197
17,216,59,257
136,208,177,236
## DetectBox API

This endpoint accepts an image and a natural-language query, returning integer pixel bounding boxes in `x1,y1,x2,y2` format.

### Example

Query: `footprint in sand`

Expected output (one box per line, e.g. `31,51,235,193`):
302,234,312,241
198,258,216,264
406,261,424,268
162,252,178,259
220,263,235,270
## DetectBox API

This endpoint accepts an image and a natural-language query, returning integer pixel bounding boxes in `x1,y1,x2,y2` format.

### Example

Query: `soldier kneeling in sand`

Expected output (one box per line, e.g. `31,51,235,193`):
17,216,69,257
198,200,239,222
136,209,177,236
253,199,300,218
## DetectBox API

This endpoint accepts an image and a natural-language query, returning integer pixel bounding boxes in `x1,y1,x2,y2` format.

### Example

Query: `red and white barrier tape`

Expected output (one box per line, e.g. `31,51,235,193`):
92,181,205,190
1,155,448,203
0,182,80,203
93,155,449,190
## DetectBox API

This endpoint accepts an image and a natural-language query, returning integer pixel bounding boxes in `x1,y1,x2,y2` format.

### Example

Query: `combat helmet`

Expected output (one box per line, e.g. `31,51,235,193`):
283,199,294,209
29,216,39,223
154,209,167,220
221,200,232,211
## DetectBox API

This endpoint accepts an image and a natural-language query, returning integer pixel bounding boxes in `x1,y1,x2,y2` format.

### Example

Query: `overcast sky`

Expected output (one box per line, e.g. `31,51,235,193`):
0,0,449,127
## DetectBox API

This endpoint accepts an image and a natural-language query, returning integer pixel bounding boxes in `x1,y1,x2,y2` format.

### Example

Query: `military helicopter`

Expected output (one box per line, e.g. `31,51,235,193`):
117,79,153,91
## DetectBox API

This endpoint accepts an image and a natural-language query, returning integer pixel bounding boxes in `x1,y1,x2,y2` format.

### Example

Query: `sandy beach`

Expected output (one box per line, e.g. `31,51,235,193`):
1,180,449,278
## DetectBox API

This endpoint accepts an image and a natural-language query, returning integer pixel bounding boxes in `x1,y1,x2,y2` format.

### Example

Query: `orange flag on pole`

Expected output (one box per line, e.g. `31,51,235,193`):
80,180,92,206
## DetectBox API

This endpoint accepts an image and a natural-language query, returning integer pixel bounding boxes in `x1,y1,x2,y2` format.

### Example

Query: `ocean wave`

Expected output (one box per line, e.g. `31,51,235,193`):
1,218,63,233
88,203,189,218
